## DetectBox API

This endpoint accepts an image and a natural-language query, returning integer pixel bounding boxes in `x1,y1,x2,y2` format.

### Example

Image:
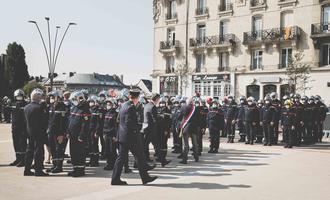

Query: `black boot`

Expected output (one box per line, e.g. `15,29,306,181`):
52,160,63,173
9,153,20,166
16,154,25,167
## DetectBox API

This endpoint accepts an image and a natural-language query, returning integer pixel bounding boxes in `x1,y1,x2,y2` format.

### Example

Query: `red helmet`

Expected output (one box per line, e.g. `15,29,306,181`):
206,97,213,105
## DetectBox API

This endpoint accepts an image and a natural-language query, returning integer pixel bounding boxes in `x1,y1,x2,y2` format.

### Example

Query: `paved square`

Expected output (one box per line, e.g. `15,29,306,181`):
0,124,329,200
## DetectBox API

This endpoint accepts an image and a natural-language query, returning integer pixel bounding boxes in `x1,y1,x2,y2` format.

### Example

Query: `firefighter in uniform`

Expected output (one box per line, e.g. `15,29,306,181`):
207,100,224,153
225,95,238,143
281,100,296,148
292,94,304,146
270,92,281,145
156,97,171,167
66,91,90,177
170,98,182,154
244,97,259,145
260,96,276,146
88,95,100,167
10,89,27,167
315,95,329,143
103,98,118,170
237,96,247,142
46,91,69,173
98,91,107,159
199,99,209,153
255,100,264,143
301,96,313,144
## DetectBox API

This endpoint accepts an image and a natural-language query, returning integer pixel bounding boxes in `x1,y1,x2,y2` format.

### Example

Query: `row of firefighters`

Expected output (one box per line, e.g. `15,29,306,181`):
5,88,329,177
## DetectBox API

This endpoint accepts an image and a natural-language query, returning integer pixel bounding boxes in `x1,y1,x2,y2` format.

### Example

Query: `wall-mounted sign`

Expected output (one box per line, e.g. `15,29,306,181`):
192,74,230,82
160,76,178,95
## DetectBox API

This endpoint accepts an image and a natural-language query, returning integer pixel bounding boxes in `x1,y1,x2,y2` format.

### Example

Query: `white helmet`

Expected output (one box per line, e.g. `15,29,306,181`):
14,89,25,97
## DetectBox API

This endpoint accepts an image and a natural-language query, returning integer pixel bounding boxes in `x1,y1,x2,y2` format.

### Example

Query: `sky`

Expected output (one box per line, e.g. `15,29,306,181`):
0,0,153,85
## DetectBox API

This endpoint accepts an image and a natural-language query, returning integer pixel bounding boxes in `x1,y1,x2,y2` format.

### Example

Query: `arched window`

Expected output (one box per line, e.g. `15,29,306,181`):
263,84,277,98
280,84,292,99
247,85,260,100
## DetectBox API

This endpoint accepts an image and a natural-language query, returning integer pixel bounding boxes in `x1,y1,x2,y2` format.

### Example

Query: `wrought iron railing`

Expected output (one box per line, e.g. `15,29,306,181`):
243,26,300,44
190,34,236,48
160,40,180,50
166,12,178,20
195,7,209,16
219,3,233,12
311,22,330,35
250,0,266,7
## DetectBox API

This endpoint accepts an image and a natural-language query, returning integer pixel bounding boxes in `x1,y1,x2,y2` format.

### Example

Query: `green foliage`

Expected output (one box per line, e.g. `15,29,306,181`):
23,82,45,97
4,42,30,96
285,51,311,94
175,56,192,96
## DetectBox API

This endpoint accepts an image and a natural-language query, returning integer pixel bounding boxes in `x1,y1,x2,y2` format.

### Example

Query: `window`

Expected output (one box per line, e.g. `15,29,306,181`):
203,81,211,96
220,0,231,11
168,0,177,19
281,48,292,68
322,6,330,32
219,52,229,71
280,84,291,99
253,16,263,39
263,85,277,98
213,81,222,97
197,24,206,44
247,85,260,101
251,50,263,70
220,21,229,37
224,83,231,97
166,56,175,73
196,54,205,72
198,0,206,9
281,11,293,28
167,28,176,45
321,44,330,66
194,82,202,94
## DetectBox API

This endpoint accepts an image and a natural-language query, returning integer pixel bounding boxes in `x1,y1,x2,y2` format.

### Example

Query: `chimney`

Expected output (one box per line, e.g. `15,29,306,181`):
69,72,74,77
120,75,124,83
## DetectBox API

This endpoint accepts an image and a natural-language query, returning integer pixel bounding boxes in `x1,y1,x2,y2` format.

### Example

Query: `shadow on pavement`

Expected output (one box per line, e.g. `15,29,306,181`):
148,182,251,190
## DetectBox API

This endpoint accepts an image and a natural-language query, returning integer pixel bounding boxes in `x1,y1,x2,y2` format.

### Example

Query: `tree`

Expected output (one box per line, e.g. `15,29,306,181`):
23,82,45,98
5,42,30,96
174,56,193,96
285,51,311,94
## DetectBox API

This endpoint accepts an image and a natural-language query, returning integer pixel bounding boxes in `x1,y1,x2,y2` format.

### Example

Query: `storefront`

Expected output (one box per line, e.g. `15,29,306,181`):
159,76,178,96
192,74,231,99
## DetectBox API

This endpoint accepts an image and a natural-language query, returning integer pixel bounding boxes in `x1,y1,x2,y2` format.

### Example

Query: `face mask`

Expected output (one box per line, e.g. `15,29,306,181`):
180,103,186,107
174,103,179,107
285,105,290,109
212,104,218,109
195,103,200,107
248,102,253,106
100,97,105,101
265,101,270,105
228,99,233,103
106,106,112,110
16,96,23,101
160,103,166,107
315,100,319,103
240,100,244,104
309,101,313,104
89,102,95,107
73,100,79,106
50,99,55,104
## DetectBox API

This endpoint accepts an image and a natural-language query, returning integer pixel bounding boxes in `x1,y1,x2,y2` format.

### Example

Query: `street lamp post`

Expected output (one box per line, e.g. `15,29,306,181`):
28,18,76,91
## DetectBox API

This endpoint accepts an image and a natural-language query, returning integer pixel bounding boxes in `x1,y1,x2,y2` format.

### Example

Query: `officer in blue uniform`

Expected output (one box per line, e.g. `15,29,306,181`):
66,91,91,177
237,96,247,142
10,89,27,167
270,92,281,145
314,95,329,143
111,89,158,185
170,98,182,154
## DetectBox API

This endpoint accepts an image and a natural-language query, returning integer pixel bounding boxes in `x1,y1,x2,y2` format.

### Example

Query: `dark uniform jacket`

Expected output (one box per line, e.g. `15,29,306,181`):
171,106,182,132
180,104,200,134
260,105,276,123
207,107,225,131
47,102,69,136
67,103,91,140
117,100,139,144
11,100,27,132
315,102,329,122
156,106,171,132
103,108,118,137
243,104,259,123
281,108,296,127
142,102,157,134
226,101,238,121
24,102,44,140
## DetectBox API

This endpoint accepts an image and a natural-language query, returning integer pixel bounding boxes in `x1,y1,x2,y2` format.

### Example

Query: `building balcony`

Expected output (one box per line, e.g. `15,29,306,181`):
243,26,301,48
311,23,330,47
250,0,266,11
159,40,180,55
189,34,236,52
218,3,233,16
195,7,209,20
278,0,297,7
165,12,178,25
